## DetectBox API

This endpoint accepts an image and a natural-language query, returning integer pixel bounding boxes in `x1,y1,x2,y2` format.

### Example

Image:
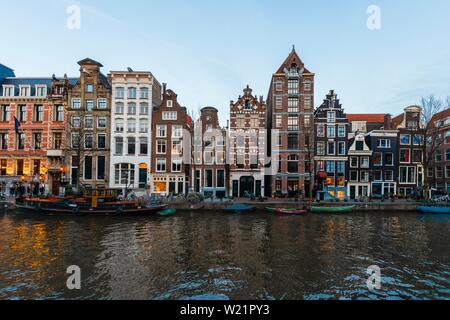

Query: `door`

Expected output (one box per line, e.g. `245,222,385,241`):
139,168,147,189
239,177,255,197
255,180,262,197
51,175,60,196
350,186,356,200
232,180,239,197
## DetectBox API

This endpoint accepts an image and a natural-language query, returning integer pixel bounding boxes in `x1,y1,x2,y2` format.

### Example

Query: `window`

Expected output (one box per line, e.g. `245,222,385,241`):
350,157,358,168
139,137,148,155
157,140,166,154
436,167,443,178
275,115,282,128
128,87,137,99
162,111,177,120
436,149,442,162
446,166,450,178
327,141,335,155
18,105,27,122
327,112,336,123
97,117,107,129
20,86,30,97
33,160,40,175
399,167,416,184
361,171,370,182
72,98,81,109
317,125,325,137
55,105,64,122
304,115,311,128
139,103,149,115
400,149,410,163
139,120,148,133
3,86,14,97
115,137,123,155
350,171,358,182
72,116,81,128
97,134,106,149
114,163,135,185
384,170,394,181
167,100,173,108
0,133,7,150
156,159,166,172
317,142,325,155
33,132,42,150
172,159,182,172
275,80,283,92
97,156,105,180
326,161,335,173
373,152,382,166
86,100,94,111
288,133,298,150
413,135,424,145
115,103,124,114
327,126,336,138
337,161,345,174
157,125,167,138
0,105,10,122
287,155,299,173
127,137,136,155
338,126,345,137
288,116,298,131
217,170,225,188
87,84,94,93
53,132,62,149
288,80,298,94
288,98,298,113
33,105,43,122
378,139,391,148
81,117,92,130
304,80,312,91
374,171,382,181
16,159,24,176
304,96,312,110
71,133,80,148
36,86,47,97
361,157,370,168
276,96,283,109
84,156,92,180
244,99,251,109
85,134,93,149
385,153,394,166
413,149,423,163
115,120,124,133
172,125,183,138
140,88,149,99
400,134,410,145
116,87,125,99
97,99,107,109
17,133,25,150
338,142,346,155
0,159,6,175
127,120,136,133
128,103,136,115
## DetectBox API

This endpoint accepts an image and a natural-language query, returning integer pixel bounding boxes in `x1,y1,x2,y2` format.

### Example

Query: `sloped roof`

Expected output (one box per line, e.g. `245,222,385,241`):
77,58,103,67
390,114,404,129
429,108,450,129
275,47,311,74
346,114,387,123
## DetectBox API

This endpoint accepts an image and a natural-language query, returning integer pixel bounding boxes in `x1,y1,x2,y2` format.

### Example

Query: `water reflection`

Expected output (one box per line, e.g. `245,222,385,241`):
0,212,449,300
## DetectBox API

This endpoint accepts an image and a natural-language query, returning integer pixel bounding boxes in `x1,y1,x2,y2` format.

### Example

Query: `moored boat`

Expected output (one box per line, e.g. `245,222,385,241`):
224,204,256,214
157,208,177,216
266,207,307,216
416,205,450,214
310,205,355,214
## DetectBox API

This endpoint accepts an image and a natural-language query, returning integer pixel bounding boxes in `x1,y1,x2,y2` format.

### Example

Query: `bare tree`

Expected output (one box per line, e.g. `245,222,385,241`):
420,95,444,198
304,121,315,200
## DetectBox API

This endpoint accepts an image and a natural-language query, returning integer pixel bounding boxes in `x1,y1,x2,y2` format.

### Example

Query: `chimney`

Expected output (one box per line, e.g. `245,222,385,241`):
384,114,392,130
162,83,167,94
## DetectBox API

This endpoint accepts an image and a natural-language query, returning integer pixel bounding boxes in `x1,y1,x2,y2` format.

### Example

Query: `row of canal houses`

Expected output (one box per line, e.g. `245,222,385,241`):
0,48,448,199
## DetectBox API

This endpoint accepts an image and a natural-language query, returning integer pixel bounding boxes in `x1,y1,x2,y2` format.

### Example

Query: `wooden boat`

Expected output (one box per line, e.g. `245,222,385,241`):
15,190,167,216
157,208,177,216
266,207,307,216
310,205,355,214
416,205,450,214
224,204,256,214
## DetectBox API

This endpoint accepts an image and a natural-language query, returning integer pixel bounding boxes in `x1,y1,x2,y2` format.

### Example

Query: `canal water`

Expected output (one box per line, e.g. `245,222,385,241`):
0,210,449,300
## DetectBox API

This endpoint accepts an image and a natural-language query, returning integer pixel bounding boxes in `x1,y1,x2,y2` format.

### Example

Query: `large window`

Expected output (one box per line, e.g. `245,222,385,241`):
327,126,335,138
0,159,7,175
33,105,43,122
288,98,298,113
217,170,225,188
399,166,416,184
156,159,166,172
127,137,136,155
18,105,27,122
162,112,177,120
385,153,394,166
17,133,25,150
338,142,346,155
115,137,123,155
327,141,335,155
287,155,299,173
33,132,42,150
114,163,135,185
128,87,137,99
140,137,148,155
205,170,213,187
115,87,124,99
287,133,298,150
0,133,7,150
97,156,105,180
84,156,92,180
128,103,136,115
400,134,410,145
157,140,166,154
373,153,382,166
172,159,182,172
55,105,64,122
97,134,106,149
140,88,149,99
288,80,298,94
115,103,124,114
400,149,410,163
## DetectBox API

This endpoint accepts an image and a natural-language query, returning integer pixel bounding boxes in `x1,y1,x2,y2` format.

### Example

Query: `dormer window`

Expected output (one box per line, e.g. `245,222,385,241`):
167,100,173,108
19,86,30,97
245,99,251,109
2,85,14,97
36,86,47,97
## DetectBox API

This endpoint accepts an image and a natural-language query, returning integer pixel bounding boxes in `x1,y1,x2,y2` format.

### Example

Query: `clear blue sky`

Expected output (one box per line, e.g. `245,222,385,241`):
2,0,450,125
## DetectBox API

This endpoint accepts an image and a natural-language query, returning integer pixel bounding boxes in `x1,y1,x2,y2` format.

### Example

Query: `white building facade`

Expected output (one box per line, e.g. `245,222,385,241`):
109,71,161,195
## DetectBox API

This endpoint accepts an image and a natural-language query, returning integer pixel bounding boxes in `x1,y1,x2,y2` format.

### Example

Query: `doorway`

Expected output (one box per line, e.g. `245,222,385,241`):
239,176,255,197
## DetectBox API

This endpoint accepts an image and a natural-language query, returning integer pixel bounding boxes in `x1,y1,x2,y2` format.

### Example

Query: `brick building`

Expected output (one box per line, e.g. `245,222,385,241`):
314,90,349,200
229,86,266,198
151,86,193,196
0,64,76,195
266,47,315,198
192,107,228,198
65,58,112,192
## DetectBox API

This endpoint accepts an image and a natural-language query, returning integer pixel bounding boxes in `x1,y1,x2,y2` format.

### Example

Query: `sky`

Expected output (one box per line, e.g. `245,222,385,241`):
1,0,450,125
